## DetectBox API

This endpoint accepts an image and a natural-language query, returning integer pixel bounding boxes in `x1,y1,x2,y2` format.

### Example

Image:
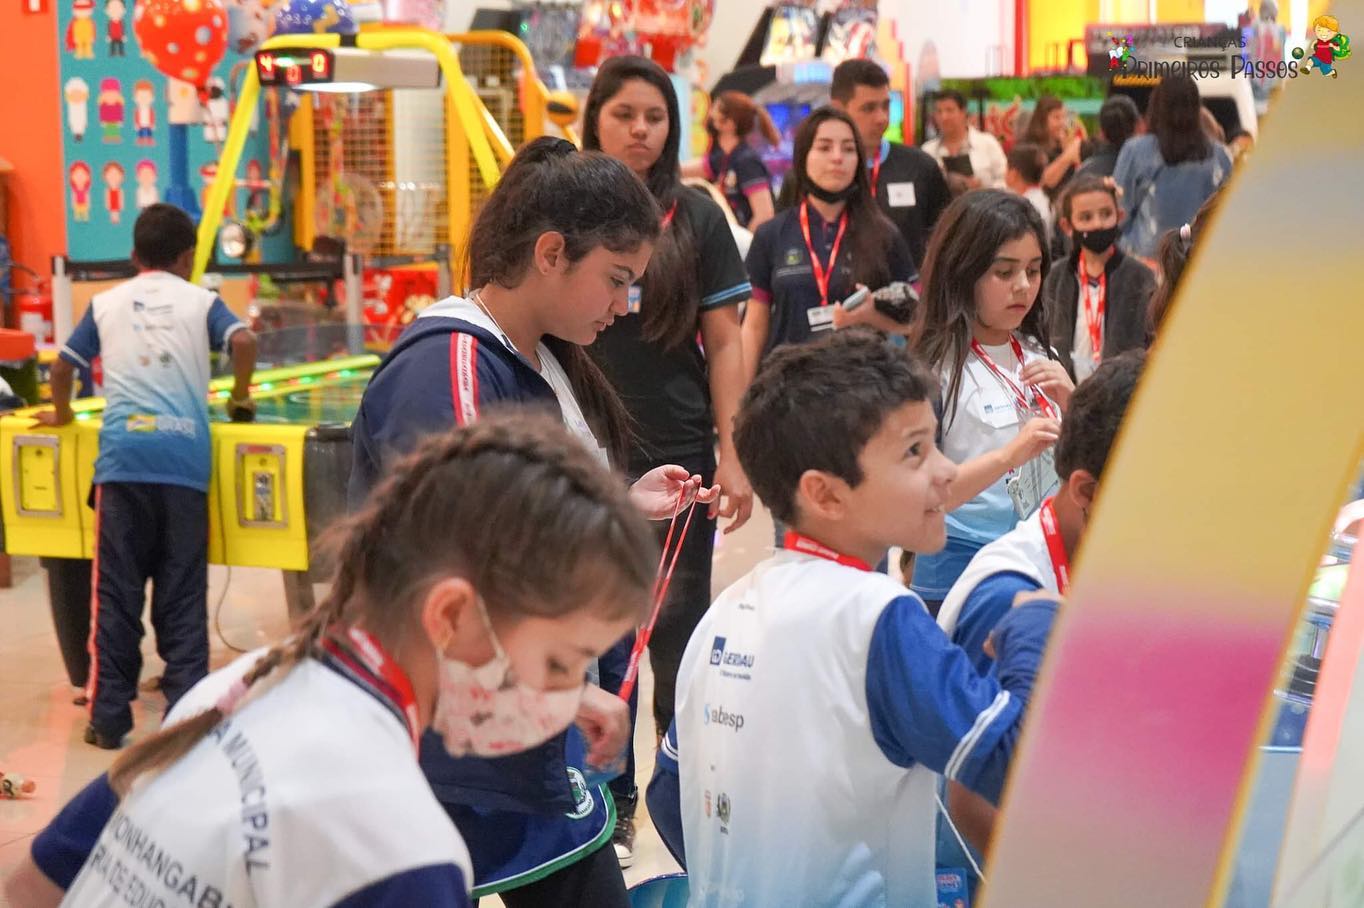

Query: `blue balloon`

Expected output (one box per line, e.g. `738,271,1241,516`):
271,0,357,35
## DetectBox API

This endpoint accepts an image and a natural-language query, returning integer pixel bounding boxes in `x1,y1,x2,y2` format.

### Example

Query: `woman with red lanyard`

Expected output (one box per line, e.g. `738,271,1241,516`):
741,106,916,374
682,91,779,231
581,55,755,869
911,189,1075,614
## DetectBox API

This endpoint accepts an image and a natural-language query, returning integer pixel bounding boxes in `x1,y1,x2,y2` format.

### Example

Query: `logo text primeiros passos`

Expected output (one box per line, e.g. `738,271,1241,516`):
1109,17,1351,81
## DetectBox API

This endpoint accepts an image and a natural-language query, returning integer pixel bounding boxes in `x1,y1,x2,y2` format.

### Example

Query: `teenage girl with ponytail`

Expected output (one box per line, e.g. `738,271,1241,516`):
682,90,779,230
5,415,659,908
349,137,717,905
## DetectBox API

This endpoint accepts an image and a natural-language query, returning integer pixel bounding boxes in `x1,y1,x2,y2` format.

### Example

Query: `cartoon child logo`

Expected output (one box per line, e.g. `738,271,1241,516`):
66,0,97,59
103,162,126,224
1107,33,1134,71
69,162,93,222
98,77,125,144
64,77,90,143
135,160,159,210
1293,15,1352,77
105,0,127,56
133,80,156,146
203,77,230,144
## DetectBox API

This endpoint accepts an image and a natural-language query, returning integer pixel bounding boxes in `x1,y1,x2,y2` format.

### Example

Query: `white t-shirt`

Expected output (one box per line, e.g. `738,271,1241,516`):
1023,186,1052,238
922,126,1008,190
419,296,607,464
940,335,1059,544
1072,274,1103,382
59,651,472,907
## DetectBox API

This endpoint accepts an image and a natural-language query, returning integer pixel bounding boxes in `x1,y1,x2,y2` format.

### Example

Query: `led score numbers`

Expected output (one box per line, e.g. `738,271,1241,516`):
254,49,335,86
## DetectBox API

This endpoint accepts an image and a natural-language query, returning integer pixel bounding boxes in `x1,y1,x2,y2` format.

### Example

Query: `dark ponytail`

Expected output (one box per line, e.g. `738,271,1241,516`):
583,56,702,350
109,413,658,797
465,136,662,463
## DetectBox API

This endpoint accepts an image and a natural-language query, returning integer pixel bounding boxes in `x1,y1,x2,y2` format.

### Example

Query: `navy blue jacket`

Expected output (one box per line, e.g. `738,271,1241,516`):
350,308,615,891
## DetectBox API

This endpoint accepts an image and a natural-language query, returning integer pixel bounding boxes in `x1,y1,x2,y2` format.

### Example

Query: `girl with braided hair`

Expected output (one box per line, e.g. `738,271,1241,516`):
6,414,659,908
349,135,717,904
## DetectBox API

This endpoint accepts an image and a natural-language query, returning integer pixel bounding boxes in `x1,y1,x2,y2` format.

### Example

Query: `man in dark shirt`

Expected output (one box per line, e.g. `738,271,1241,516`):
829,59,949,269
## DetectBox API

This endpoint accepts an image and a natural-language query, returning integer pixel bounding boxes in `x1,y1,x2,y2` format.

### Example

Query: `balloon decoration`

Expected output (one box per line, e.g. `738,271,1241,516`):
133,0,229,89
272,0,357,36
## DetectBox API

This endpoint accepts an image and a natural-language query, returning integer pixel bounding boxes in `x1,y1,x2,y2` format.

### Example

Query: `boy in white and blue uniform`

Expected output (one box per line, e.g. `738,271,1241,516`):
652,331,1057,906
41,204,257,749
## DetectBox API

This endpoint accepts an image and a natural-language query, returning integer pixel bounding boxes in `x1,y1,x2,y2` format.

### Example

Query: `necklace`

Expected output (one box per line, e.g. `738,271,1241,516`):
471,288,518,354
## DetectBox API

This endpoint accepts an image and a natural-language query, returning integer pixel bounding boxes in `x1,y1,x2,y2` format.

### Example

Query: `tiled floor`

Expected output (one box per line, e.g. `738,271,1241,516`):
0,503,801,899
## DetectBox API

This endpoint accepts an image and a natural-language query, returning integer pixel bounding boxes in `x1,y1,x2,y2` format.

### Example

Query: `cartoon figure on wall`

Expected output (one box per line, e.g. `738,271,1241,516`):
106,0,128,56
67,0,97,59
69,163,93,222
103,162,126,224
200,162,233,217
136,160,160,209
203,77,230,144
98,78,125,144
133,80,156,146
64,77,90,142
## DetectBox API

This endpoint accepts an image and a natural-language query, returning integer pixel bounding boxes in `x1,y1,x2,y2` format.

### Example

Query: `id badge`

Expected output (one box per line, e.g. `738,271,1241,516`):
887,181,917,208
1006,448,1060,520
979,392,1020,429
807,305,835,331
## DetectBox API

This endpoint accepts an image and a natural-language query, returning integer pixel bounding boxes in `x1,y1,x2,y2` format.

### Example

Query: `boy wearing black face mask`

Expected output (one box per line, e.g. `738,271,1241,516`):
1043,175,1156,381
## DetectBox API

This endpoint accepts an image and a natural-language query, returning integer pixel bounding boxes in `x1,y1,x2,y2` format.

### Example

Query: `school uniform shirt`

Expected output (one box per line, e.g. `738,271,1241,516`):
589,188,750,467
347,301,615,892
940,334,1060,547
674,548,1056,907
921,126,1008,190
1022,186,1053,238
868,138,951,269
938,508,1055,673
32,650,472,907
59,271,245,492
1042,247,1155,382
746,204,916,361
705,139,773,229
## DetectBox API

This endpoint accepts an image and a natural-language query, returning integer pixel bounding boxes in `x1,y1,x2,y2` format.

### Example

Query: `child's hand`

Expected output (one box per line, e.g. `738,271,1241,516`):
1021,360,1074,411
34,406,74,428
1005,417,1061,470
631,465,720,520
575,685,632,770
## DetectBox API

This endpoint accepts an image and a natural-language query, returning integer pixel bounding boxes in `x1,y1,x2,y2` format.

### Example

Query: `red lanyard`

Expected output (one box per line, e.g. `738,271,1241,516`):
321,627,421,751
661,201,678,231
1078,261,1106,362
1038,497,1070,594
783,531,872,571
618,489,700,702
969,335,1058,420
799,201,849,307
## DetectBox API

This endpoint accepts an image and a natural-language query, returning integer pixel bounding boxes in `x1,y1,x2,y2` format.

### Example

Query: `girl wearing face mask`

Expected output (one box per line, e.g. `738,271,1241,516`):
5,415,659,908
911,190,1074,614
742,106,916,373
682,91,778,230
348,137,716,907
581,56,754,869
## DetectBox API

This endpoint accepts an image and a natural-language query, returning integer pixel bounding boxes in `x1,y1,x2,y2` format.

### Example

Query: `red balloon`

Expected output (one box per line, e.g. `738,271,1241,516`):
133,0,228,88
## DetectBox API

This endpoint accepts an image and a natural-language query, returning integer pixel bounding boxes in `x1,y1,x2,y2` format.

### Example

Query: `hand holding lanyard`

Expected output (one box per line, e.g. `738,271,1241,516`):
969,336,1059,420
617,488,701,703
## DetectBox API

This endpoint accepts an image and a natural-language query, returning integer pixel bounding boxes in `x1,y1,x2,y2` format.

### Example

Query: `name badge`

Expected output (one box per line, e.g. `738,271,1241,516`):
627,285,642,314
887,181,917,208
807,306,835,331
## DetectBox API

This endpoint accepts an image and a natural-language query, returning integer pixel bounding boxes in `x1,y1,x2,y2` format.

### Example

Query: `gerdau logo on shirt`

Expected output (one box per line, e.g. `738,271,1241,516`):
709,636,756,680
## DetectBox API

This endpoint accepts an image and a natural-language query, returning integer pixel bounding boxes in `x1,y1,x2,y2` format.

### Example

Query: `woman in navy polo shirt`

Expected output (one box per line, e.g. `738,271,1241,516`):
683,91,778,231
742,106,917,374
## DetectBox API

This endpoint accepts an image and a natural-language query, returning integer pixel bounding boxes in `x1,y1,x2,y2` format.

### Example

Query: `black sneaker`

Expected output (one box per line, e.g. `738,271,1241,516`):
612,815,636,869
83,725,124,751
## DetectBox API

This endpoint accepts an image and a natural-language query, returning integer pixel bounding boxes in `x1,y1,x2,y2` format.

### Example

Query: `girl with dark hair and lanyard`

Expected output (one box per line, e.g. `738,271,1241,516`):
348,138,718,907
581,54,754,868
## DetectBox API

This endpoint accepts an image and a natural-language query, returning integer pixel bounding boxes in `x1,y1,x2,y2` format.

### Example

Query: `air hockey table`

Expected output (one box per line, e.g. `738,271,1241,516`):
0,328,379,688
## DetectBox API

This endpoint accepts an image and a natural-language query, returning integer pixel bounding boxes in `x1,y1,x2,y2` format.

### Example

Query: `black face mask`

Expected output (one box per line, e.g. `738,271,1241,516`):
807,182,856,204
1076,224,1120,254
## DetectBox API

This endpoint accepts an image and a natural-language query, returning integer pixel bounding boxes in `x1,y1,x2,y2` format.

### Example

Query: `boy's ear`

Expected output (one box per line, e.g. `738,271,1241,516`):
1066,469,1099,514
794,468,851,523
1059,216,1074,238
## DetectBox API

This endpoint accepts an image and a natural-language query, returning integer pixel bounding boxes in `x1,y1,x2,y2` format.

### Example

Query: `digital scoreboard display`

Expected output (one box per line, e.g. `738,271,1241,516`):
254,49,335,87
